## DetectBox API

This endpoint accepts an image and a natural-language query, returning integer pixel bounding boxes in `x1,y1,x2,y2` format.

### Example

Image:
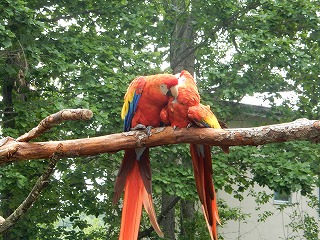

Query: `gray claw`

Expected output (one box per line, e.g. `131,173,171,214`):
131,124,147,131
146,126,153,137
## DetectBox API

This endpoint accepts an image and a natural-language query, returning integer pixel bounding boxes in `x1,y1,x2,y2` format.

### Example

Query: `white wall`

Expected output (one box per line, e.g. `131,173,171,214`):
218,186,320,240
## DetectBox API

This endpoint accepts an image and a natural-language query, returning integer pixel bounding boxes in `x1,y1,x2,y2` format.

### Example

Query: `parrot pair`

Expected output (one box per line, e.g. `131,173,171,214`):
114,70,224,240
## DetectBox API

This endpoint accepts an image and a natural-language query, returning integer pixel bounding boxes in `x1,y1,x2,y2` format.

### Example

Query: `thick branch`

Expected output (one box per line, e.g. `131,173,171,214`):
0,118,319,165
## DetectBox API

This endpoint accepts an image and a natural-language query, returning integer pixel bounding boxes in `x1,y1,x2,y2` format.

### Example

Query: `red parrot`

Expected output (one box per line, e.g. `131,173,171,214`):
160,70,225,240
114,73,179,240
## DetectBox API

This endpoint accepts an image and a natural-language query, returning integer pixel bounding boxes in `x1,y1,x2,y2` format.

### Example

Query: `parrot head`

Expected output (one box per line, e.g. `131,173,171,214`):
158,75,179,99
175,70,197,86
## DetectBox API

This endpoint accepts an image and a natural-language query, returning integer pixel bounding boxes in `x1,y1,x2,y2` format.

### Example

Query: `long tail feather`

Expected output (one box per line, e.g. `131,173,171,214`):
190,144,220,240
138,148,164,237
114,148,163,239
113,149,136,204
118,160,144,240
142,192,164,237
138,148,152,194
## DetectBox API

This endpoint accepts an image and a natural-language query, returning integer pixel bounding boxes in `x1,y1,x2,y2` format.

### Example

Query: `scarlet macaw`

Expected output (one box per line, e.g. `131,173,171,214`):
160,70,225,240
114,74,179,240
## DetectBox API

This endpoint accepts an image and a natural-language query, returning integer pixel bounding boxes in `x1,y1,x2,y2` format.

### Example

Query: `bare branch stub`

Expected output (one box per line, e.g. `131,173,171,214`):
0,137,19,161
16,109,93,142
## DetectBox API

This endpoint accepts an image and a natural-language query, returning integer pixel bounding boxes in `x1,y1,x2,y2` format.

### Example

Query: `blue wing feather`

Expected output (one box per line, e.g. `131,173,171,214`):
124,93,141,131
121,76,146,132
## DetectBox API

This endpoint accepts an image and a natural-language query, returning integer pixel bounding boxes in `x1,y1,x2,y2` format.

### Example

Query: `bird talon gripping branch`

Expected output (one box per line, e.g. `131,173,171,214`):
130,123,146,131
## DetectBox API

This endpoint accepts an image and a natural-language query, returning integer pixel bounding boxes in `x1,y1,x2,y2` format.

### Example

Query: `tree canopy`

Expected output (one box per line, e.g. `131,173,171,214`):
0,0,319,239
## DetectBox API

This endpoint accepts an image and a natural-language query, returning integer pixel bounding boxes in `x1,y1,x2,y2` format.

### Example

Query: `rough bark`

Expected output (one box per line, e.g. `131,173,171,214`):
0,117,319,165
170,2,195,74
160,192,176,239
180,199,196,237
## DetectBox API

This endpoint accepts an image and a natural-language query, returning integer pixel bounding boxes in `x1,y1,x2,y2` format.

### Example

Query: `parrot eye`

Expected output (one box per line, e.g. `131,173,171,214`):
160,84,168,95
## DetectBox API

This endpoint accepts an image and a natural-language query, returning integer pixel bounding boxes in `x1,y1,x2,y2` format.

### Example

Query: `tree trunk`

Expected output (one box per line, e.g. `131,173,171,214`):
164,0,197,238
170,8,195,74
161,191,176,239
180,199,196,238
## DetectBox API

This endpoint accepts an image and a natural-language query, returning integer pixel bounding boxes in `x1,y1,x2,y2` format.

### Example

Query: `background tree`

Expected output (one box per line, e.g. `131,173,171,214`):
0,0,319,239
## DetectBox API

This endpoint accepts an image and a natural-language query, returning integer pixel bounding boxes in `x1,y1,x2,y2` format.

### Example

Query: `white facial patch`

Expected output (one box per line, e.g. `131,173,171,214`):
160,84,169,95
178,75,186,86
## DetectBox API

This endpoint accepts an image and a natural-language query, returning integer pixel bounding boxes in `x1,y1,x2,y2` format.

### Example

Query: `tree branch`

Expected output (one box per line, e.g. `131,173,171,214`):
0,117,319,165
16,109,93,142
0,154,59,233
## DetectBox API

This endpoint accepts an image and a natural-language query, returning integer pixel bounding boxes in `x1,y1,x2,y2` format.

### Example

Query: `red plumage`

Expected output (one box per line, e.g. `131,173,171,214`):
115,73,179,240
161,70,222,240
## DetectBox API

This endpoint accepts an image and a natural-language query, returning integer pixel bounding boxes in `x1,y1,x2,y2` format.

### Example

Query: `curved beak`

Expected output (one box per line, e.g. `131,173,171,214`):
168,85,179,99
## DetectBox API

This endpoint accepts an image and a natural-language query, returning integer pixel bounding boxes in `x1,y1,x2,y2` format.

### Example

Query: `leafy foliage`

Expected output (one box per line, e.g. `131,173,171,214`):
0,0,319,239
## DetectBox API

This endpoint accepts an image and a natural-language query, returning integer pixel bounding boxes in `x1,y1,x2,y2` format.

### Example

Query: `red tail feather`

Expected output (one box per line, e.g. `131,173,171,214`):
113,149,136,205
114,149,163,239
142,192,164,237
118,160,144,240
190,144,220,240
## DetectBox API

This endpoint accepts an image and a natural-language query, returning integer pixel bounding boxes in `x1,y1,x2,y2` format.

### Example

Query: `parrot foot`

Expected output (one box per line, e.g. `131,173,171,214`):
131,124,152,137
131,124,147,131
187,123,193,128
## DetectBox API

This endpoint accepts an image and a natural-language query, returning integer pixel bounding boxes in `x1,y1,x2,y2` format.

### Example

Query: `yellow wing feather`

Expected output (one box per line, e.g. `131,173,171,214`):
188,104,221,129
121,76,146,121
